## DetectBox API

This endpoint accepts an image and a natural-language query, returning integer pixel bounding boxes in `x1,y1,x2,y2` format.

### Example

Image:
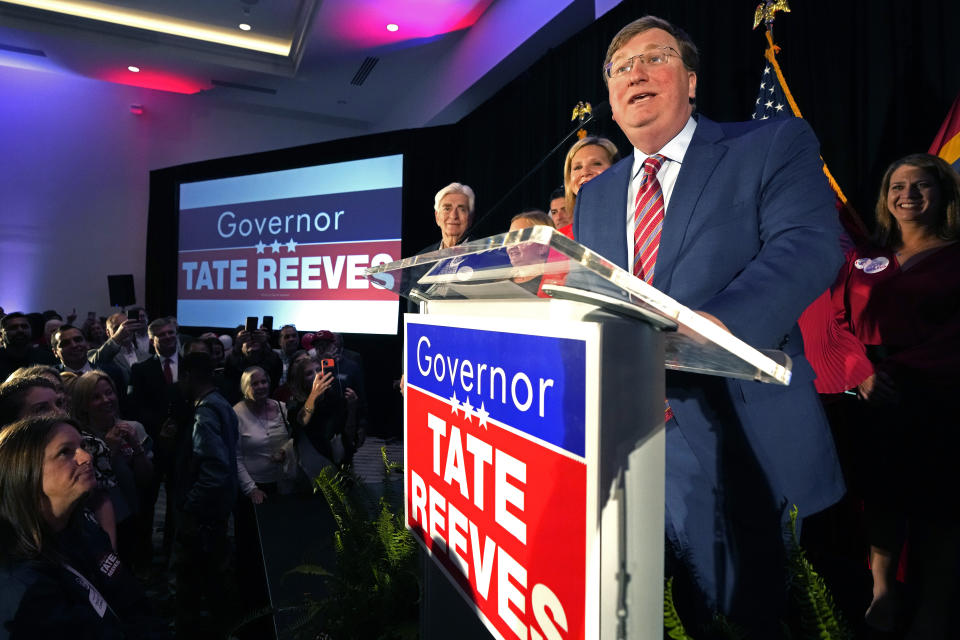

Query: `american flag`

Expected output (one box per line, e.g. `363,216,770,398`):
751,64,794,120
748,40,872,396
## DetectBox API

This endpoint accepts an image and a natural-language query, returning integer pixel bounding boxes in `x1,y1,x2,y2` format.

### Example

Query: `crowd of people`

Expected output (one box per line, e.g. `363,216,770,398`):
4,143,954,640
1,11,958,640
0,310,367,639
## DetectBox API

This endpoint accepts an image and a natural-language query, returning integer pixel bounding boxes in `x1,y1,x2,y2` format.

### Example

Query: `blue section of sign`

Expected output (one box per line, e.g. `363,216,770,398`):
179,154,403,209
407,322,586,457
179,187,401,250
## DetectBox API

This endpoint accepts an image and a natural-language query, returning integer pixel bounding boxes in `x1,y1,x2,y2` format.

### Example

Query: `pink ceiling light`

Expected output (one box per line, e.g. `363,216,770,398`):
100,67,210,94
326,0,494,47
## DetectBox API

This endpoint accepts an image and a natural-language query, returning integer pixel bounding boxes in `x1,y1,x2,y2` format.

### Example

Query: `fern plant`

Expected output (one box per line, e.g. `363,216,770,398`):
664,577,695,640
282,449,420,640
784,505,853,640
665,504,853,640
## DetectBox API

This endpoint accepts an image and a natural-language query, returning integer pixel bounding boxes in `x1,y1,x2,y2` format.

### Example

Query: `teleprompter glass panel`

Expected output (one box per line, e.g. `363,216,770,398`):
366,226,791,385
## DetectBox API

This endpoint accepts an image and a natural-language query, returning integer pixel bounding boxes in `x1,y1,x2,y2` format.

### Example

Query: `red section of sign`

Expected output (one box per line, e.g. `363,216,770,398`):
406,386,586,640
177,240,398,300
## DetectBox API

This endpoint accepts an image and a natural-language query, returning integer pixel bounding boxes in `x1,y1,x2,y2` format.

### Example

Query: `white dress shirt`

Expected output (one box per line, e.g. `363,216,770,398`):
625,116,698,269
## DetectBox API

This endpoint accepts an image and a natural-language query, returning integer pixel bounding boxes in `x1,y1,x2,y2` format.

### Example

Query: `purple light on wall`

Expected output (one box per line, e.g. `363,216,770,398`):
324,0,494,47
0,50,59,74
0,236,43,313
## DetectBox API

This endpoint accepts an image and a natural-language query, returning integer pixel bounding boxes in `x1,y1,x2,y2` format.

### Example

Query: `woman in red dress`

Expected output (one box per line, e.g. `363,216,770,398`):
831,153,960,637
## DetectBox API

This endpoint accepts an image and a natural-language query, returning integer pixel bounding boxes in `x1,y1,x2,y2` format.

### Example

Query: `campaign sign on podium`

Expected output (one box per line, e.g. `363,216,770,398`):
405,315,595,640
369,226,795,639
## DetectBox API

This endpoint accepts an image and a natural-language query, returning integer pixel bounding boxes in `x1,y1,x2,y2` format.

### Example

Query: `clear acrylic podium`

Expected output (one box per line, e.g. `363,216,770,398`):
366,226,791,640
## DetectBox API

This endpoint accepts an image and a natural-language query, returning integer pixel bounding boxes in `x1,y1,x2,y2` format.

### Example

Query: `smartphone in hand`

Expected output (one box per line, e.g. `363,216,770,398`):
245,316,258,333
320,358,335,374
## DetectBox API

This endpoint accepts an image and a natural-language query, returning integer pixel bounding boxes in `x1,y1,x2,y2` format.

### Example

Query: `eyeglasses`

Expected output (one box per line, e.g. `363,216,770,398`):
604,46,680,79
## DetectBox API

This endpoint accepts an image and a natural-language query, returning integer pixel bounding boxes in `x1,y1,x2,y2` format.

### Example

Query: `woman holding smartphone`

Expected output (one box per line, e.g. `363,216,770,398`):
286,356,348,470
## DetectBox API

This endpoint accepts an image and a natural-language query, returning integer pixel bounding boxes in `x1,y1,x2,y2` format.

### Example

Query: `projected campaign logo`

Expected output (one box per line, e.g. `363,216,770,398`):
405,318,588,640
176,154,402,334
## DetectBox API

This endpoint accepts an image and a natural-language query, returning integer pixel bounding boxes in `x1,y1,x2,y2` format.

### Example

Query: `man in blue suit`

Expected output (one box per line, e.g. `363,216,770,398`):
573,15,845,634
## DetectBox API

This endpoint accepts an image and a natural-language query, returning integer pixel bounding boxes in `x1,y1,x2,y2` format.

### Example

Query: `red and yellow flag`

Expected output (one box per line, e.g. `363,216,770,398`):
928,92,960,171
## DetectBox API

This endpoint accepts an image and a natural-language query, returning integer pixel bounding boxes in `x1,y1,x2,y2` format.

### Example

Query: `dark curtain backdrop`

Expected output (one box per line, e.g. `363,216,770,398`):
457,0,960,240
146,0,959,435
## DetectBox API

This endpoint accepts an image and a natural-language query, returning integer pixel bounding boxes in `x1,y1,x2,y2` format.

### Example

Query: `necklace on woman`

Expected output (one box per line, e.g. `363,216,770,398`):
251,401,273,431
895,238,955,268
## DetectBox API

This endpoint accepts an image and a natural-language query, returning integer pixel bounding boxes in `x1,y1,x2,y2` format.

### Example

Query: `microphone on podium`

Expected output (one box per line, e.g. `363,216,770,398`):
461,101,611,241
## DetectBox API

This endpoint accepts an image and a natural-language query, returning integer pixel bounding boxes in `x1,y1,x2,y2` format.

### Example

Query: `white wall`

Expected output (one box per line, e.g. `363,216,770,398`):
0,64,361,317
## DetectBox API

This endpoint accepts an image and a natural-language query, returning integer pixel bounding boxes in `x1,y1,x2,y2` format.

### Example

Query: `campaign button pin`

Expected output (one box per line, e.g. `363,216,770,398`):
854,258,870,270
863,257,889,274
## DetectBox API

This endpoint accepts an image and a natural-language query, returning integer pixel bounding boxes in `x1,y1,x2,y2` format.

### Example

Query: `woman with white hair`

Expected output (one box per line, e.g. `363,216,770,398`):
233,366,291,504
405,181,478,313
432,181,476,249
233,366,292,631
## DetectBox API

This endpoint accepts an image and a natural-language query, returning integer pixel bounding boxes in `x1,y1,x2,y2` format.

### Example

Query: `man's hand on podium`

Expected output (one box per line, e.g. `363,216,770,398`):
677,310,730,344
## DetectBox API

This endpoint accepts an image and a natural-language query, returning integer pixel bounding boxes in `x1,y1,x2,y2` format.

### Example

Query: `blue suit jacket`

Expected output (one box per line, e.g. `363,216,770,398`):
574,115,845,518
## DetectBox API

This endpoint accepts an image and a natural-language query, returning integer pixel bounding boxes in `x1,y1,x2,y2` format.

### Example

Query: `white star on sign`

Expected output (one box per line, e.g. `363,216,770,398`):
255,241,266,254
461,396,474,423
270,239,282,253
475,402,489,429
285,238,298,252
449,392,460,416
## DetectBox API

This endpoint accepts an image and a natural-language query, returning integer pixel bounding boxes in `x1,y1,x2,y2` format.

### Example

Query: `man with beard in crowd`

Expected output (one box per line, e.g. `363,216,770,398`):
0,312,57,381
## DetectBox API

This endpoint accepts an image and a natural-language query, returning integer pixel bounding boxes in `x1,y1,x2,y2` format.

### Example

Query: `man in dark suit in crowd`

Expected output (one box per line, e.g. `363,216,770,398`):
129,316,188,556
573,15,845,635
129,317,182,435
0,312,57,381
50,324,126,397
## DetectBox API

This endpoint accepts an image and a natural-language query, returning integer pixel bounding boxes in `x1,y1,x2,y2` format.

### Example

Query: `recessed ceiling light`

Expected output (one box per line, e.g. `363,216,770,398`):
128,65,140,72
238,23,251,31
386,23,399,32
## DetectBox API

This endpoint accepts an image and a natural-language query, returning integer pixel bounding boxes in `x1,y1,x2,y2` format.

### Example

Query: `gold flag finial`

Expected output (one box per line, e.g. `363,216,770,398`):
753,0,790,30
571,101,593,139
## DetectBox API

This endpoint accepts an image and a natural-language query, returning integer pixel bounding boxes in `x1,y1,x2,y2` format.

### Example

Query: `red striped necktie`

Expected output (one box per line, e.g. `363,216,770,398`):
632,154,666,283
633,154,675,423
